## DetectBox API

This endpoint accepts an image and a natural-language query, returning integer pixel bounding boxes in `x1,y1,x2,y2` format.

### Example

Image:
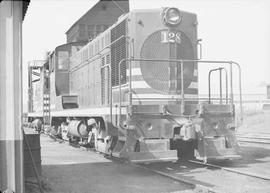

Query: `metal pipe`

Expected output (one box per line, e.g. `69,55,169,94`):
131,97,232,102
208,70,212,104
208,68,222,104
101,64,112,122
197,39,203,60
128,58,241,99
130,58,235,64
222,68,229,104
180,61,185,114
220,68,222,104
129,59,132,109
118,58,129,126
119,60,122,126
231,61,243,123
115,58,242,123
208,67,229,105
230,63,234,111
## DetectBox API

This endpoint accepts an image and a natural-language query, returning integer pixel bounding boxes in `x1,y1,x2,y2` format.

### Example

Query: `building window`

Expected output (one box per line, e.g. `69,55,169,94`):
88,31,94,40
103,25,109,30
87,25,95,30
79,24,86,30
79,30,86,37
96,25,102,31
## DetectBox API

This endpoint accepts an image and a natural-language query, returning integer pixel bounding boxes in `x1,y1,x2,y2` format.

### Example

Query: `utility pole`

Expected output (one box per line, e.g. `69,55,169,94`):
0,1,27,192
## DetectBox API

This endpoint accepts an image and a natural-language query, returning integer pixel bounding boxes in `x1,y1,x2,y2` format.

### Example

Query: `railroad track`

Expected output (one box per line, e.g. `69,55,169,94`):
188,160,270,181
136,159,270,193
44,131,270,192
236,132,270,145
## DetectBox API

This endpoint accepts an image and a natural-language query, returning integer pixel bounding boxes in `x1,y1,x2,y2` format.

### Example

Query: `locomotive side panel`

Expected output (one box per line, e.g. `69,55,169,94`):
70,52,103,108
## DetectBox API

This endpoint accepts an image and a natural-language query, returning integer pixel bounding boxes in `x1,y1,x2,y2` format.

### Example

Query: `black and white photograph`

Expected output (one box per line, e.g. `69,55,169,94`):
0,0,270,192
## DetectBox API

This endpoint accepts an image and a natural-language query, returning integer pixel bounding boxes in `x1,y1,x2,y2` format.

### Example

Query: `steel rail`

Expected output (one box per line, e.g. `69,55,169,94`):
237,137,270,145
51,133,214,193
131,163,216,193
188,160,270,181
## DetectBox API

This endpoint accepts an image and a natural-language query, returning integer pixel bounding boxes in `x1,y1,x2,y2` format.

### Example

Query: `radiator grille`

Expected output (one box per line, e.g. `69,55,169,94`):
140,30,195,93
111,20,127,86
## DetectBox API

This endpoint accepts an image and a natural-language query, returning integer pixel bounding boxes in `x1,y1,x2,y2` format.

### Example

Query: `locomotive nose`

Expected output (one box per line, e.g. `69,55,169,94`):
140,29,196,94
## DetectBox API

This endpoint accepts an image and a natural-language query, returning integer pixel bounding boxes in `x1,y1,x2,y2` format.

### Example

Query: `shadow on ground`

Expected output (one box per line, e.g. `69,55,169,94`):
28,161,193,193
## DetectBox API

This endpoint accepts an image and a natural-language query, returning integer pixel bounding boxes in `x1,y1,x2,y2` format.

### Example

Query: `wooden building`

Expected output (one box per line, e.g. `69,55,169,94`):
65,0,129,43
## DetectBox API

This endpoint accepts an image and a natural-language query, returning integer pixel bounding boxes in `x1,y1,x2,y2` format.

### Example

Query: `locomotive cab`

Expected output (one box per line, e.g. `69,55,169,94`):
48,41,87,110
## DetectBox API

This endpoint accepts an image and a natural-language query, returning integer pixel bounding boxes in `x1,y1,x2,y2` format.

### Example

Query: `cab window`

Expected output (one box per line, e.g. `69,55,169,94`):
58,51,69,70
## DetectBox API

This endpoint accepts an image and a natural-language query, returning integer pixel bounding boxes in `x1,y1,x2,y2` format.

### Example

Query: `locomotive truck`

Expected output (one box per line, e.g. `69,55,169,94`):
28,7,243,162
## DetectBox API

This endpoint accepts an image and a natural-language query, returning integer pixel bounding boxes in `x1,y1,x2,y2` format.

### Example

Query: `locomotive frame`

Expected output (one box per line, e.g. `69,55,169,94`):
28,7,243,163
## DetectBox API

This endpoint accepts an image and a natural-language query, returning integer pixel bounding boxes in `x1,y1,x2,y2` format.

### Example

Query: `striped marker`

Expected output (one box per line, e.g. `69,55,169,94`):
0,1,24,192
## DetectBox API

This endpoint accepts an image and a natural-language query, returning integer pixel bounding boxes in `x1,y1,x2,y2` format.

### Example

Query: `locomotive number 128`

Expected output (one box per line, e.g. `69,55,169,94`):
161,30,181,44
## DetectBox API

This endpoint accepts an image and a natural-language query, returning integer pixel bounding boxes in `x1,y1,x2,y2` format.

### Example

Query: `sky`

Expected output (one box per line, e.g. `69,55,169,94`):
22,0,270,110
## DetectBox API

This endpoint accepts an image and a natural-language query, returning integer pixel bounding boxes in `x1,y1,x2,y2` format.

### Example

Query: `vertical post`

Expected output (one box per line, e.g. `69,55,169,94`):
129,59,132,107
208,70,211,104
219,68,222,104
234,62,243,123
28,65,33,112
225,68,228,104
230,63,234,110
0,1,24,192
180,61,185,114
118,60,122,126
223,68,228,104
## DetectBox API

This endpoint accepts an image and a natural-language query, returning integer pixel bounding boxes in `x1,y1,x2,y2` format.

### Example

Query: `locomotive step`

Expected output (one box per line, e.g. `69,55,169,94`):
112,150,178,163
128,150,178,163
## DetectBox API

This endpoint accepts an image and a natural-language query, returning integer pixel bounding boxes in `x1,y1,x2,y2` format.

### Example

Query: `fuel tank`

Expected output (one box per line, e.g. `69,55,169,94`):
67,120,88,138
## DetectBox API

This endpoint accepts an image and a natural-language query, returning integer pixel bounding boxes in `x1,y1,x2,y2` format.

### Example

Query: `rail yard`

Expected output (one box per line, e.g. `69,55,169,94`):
24,110,270,193
24,0,270,192
1,0,270,193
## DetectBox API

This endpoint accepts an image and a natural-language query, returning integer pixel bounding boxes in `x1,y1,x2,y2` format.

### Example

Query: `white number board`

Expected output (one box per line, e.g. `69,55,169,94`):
161,30,181,44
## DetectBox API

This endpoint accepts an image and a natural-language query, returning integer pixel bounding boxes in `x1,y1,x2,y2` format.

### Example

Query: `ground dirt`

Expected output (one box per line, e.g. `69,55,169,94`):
238,109,270,133
25,136,194,193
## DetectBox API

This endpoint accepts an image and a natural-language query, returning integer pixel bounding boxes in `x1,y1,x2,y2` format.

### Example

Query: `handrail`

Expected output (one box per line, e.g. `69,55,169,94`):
231,61,243,122
116,58,243,126
101,64,112,122
180,61,185,113
208,67,228,104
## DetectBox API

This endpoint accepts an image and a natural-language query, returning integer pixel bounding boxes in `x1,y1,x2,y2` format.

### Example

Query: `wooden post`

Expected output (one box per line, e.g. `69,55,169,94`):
0,1,24,192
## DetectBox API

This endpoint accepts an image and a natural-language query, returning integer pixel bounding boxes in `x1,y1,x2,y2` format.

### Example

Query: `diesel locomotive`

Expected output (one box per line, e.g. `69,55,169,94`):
28,7,243,162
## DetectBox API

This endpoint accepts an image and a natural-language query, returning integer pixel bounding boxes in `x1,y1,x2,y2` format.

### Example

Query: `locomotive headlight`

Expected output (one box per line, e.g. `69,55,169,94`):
163,8,182,26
